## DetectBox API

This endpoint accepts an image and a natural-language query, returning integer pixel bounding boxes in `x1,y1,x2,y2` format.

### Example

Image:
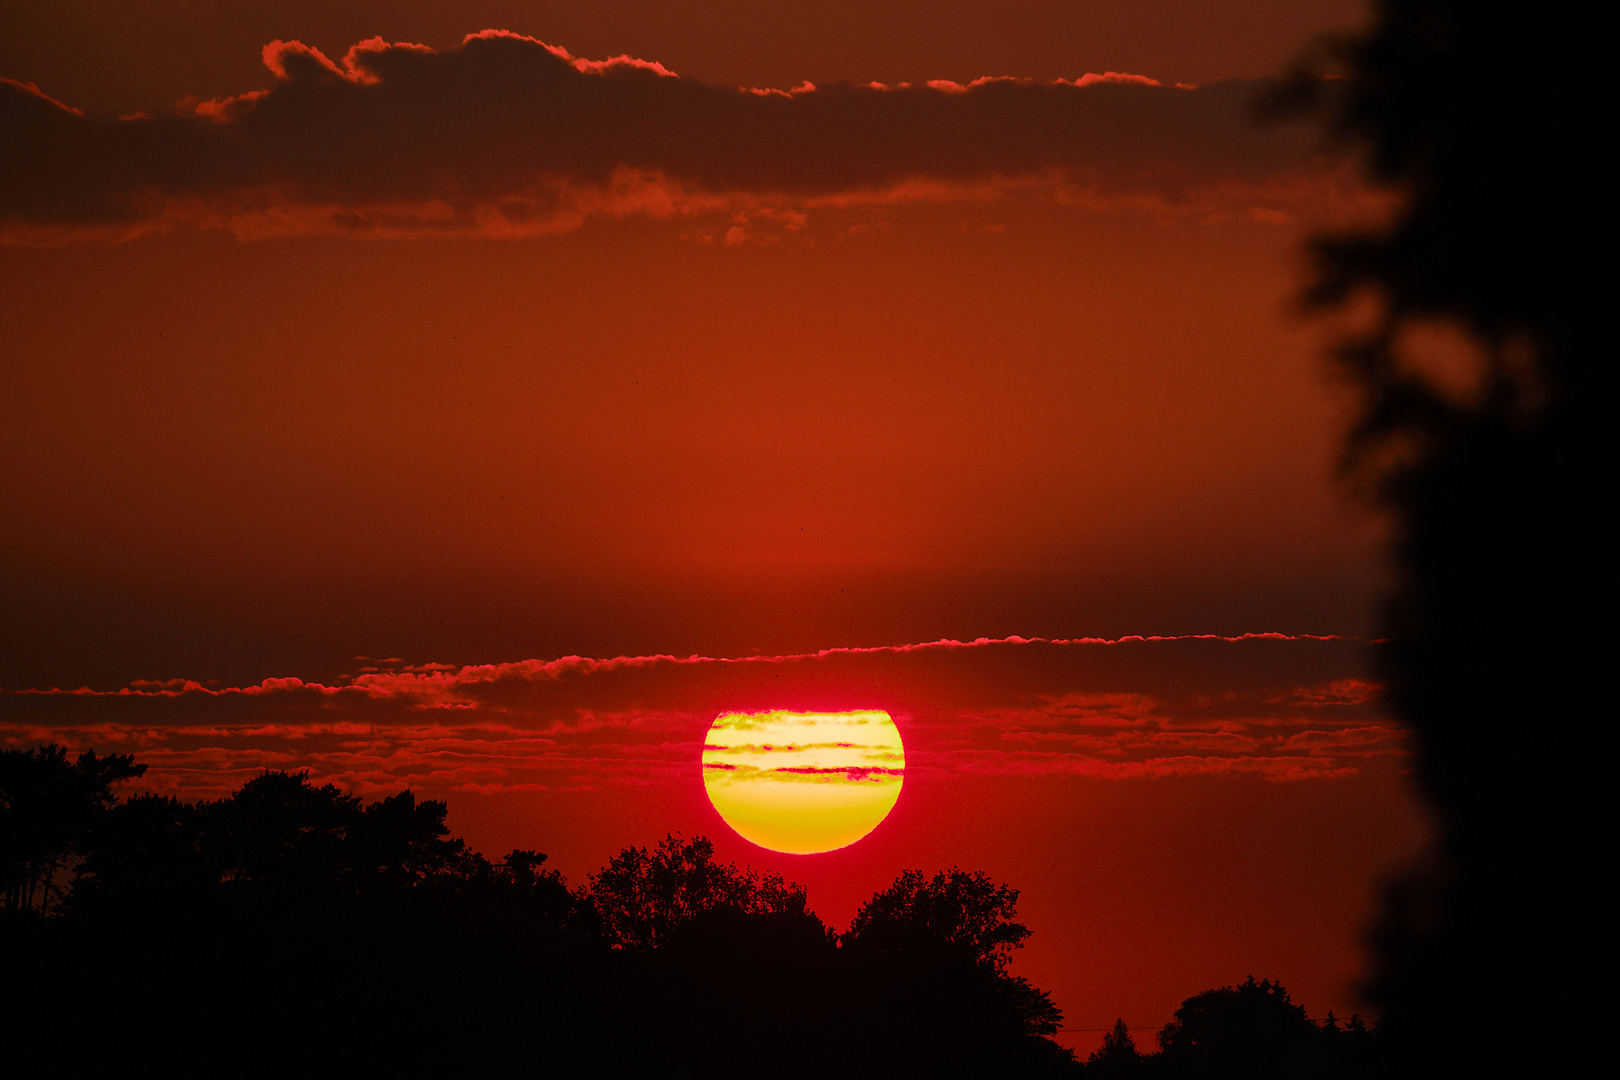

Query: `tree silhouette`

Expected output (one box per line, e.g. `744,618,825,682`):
842,868,1072,1076
1275,2,1603,1076
13,763,611,1072
63,769,485,925
587,832,805,949
206,769,365,901
1155,976,1322,1080
350,787,478,888
0,743,144,915
1085,1019,1145,1078
60,792,208,920
1316,1011,1379,1079
844,867,1035,974
7,753,1093,1075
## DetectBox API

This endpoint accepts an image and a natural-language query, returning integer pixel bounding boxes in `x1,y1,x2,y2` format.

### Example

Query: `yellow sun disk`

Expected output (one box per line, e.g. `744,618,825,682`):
702,710,905,855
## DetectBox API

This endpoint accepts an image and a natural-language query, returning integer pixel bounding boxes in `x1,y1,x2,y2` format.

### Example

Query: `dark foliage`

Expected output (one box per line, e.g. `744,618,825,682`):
844,867,1035,975
8,768,602,1072
0,742,144,915
1155,976,1334,1080
840,869,1073,1077
1086,1019,1146,1079
1276,3,1607,1076
588,831,808,949
1074,991,1380,1080
1,760,1085,1076
2,753,1397,1078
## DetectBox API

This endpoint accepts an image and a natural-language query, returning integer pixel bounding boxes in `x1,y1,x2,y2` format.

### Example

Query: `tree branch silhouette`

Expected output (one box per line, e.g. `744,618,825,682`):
1279,3,1604,1076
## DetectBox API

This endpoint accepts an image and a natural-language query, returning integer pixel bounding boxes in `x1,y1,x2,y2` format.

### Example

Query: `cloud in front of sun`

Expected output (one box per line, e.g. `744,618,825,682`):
703,710,905,854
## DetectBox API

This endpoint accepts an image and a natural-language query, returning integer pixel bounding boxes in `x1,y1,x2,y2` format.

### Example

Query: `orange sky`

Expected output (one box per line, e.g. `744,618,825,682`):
1,1,1426,1056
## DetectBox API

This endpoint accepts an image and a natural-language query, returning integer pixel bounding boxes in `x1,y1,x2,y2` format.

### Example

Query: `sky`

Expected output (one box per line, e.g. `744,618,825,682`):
0,0,1429,1055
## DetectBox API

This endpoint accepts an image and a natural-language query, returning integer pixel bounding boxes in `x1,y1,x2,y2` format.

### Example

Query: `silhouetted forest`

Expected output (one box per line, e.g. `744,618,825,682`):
3,747,1379,1077
1277,3,1603,1077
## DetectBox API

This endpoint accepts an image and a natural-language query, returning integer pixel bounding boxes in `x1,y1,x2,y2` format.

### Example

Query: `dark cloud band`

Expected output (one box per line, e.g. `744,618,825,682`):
2,32,1333,239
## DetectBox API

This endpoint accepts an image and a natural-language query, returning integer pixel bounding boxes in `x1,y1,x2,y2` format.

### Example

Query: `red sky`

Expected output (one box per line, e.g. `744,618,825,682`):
1,0,1427,1056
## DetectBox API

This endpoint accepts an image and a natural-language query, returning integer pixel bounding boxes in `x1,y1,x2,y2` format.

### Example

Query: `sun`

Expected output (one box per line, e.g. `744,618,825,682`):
701,709,905,855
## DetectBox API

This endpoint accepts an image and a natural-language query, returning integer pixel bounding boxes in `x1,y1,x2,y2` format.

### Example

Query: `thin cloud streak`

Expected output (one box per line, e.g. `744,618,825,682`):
1,633,1401,798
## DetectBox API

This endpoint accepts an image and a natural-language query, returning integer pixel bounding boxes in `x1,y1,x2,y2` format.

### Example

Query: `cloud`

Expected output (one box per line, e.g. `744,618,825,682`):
933,748,1364,781
1,633,1402,797
1,32,1351,242
1,77,82,116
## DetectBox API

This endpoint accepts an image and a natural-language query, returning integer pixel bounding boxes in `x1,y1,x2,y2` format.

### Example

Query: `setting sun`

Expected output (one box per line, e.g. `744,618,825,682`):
702,710,905,854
